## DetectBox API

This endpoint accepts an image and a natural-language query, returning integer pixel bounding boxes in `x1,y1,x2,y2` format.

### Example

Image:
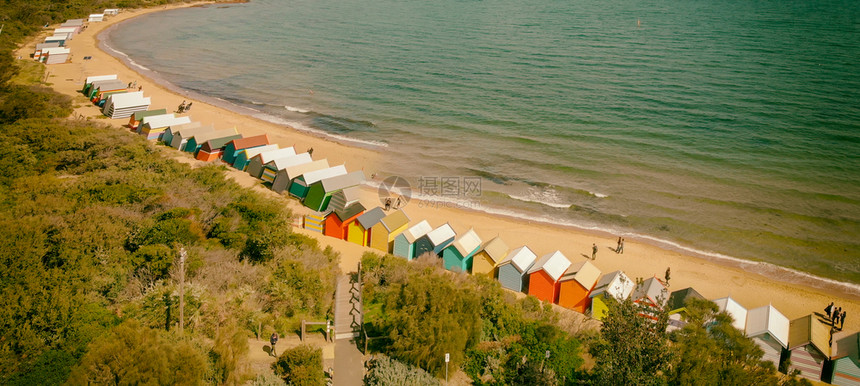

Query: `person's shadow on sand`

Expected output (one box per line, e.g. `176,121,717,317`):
263,345,275,357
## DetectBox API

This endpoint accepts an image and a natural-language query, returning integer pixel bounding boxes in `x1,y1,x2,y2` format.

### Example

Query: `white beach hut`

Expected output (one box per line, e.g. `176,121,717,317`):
104,9,120,15
43,47,71,64
745,304,790,366
170,124,214,150
713,296,748,332
246,147,298,177
102,91,151,119
88,14,104,22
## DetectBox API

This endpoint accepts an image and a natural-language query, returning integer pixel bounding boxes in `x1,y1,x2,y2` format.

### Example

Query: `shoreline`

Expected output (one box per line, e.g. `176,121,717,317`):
27,1,860,332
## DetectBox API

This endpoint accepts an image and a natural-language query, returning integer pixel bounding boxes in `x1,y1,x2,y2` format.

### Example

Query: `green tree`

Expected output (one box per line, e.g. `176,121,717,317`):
364,354,440,385
272,344,324,386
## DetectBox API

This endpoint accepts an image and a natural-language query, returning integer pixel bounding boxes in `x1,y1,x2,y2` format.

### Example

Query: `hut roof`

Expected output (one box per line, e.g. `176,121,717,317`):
302,165,347,185
132,109,167,120
36,42,61,50
427,223,456,246
403,220,433,243
334,202,366,222
451,228,482,257
257,147,297,164
357,207,386,229
713,296,748,331
54,27,78,34
480,237,509,264
201,134,243,152
831,331,859,360
175,124,215,139
559,260,601,289
269,153,312,171
632,277,669,308
499,246,537,272
337,186,361,204
239,144,279,160
189,128,238,145
140,113,177,128
62,19,85,27
321,171,365,192
788,314,831,356
228,134,270,150
93,79,127,91
527,251,572,281
106,91,149,108
667,287,705,312
285,159,330,180
589,270,634,300
378,209,410,232
745,305,789,348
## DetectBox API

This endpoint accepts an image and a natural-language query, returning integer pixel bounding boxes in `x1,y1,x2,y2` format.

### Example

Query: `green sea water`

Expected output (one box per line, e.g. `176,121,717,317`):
103,0,860,291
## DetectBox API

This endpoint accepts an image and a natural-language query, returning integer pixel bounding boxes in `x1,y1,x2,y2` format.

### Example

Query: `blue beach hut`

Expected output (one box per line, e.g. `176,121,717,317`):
496,246,537,292
413,223,455,258
392,220,433,260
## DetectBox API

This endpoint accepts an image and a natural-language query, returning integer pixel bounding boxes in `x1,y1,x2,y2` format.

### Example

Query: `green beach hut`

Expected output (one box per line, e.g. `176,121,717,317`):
287,165,347,200
304,170,366,212
232,144,280,171
829,331,860,386
183,128,238,154
441,228,482,273
392,220,432,260
270,158,328,192
161,121,201,146
221,134,271,165
328,186,361,213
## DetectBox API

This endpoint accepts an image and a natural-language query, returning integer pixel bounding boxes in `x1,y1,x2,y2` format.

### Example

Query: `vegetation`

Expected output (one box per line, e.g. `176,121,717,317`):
272,345,324,386
364,354,440,385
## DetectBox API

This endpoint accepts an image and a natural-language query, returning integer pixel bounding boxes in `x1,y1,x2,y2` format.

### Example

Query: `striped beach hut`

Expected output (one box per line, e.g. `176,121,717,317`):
246,147,298,178
161,121,202,147
305,171,365,212
471,237,509,278
526,251,572,304
786,314,831,381
347,207,386,246
288,165,347,200
195,134,243,161
392,220,432,260
328,186,360,213
744,304,790,367
557,260,601,313
90,80,127,103
183,128,238,154
270,158,327,192
170,124,215,151
232,144,279,171
369,209,410,253
588,270,635,321
666,287,705,331
413,223,456,258
83,74,116,94
631,277,669,321
829,331,860,386
323,203,365,240
221,134,271,165
129,109,167,130
140,115,192,141
496,246,537,293
102,91,151,119
441,228,482,273
303,212,325,233
713,296,748,332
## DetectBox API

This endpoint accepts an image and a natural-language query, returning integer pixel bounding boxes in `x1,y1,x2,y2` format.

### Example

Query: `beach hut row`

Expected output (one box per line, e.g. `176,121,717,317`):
34,20,83,63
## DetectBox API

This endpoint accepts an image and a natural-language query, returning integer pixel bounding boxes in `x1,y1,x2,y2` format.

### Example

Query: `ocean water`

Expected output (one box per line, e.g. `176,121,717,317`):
102,0,860,291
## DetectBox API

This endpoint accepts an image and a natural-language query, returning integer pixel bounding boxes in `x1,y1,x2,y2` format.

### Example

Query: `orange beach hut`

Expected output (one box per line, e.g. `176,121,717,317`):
323,202,365,240
526,251,572,304
557,260,601,313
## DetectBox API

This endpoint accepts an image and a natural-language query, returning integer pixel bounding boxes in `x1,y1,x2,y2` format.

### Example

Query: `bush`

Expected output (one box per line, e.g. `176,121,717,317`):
365,354,440,385
272,345,323,386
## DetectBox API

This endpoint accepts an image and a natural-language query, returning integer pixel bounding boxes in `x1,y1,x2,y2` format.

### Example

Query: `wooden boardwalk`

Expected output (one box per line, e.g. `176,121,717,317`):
333,274,364,385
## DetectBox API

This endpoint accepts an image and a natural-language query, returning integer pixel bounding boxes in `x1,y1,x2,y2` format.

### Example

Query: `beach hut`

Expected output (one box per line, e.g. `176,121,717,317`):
129,109,168,130
259,153,312,182
666,287,706,331
496,246,538,293
232,144,279,171
195,134,244,161
631,277,669,321
170,125,215,151
90,80,127,102
61,19,85,28
161,121,202,146
441,228,482,273
829,331,860,386
745,304,790,366
183,128,238,154
369,209,410,253
328,186,360,213
43,36,67,47
304,171,366,212
83,75,117,95
303,212,325,233
786,314,831,381
221,134,271,165
43,47,70,64
88,14,104,22
413,223,456,258
347,207,386,247
392,220,433,260
246,147,298,177
34,42,60,61
104,8,119,15
526,251,572,304
54,27,78,39
102,91,151,119
270,158,327,192
471,236,509,278
712,296,748,332
323,203,366,240
557,260,601,313
588,270,635,321
287,165,347,199
140,115,192,141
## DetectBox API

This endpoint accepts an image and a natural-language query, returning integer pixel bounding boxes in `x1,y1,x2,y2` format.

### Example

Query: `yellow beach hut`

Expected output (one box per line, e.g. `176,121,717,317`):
471,236,509,278
588,270,634,321
347,207,386,246
369,209,410,253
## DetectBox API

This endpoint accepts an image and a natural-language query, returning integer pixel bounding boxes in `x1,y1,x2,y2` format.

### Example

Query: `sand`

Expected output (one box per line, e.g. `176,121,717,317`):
20,1,860,334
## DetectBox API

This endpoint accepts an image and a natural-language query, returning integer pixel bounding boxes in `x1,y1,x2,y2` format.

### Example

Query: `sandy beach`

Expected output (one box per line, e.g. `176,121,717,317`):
22,1,860,333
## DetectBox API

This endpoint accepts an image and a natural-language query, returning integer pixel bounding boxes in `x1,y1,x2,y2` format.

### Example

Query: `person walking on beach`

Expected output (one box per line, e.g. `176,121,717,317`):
616,237,622,253
834,308,841,327
270,332,279,357
825,302,834,319
618,238,624,254
384,197,392,211
178,100,186,113
841,310,846,329
665,267,671,285
592,243,598,260
184,102,192,112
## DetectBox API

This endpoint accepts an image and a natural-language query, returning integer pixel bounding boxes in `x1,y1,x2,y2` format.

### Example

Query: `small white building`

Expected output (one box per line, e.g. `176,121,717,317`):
104,9,120,15
43,47,71,64
88,14,104,22
102,91,151,119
